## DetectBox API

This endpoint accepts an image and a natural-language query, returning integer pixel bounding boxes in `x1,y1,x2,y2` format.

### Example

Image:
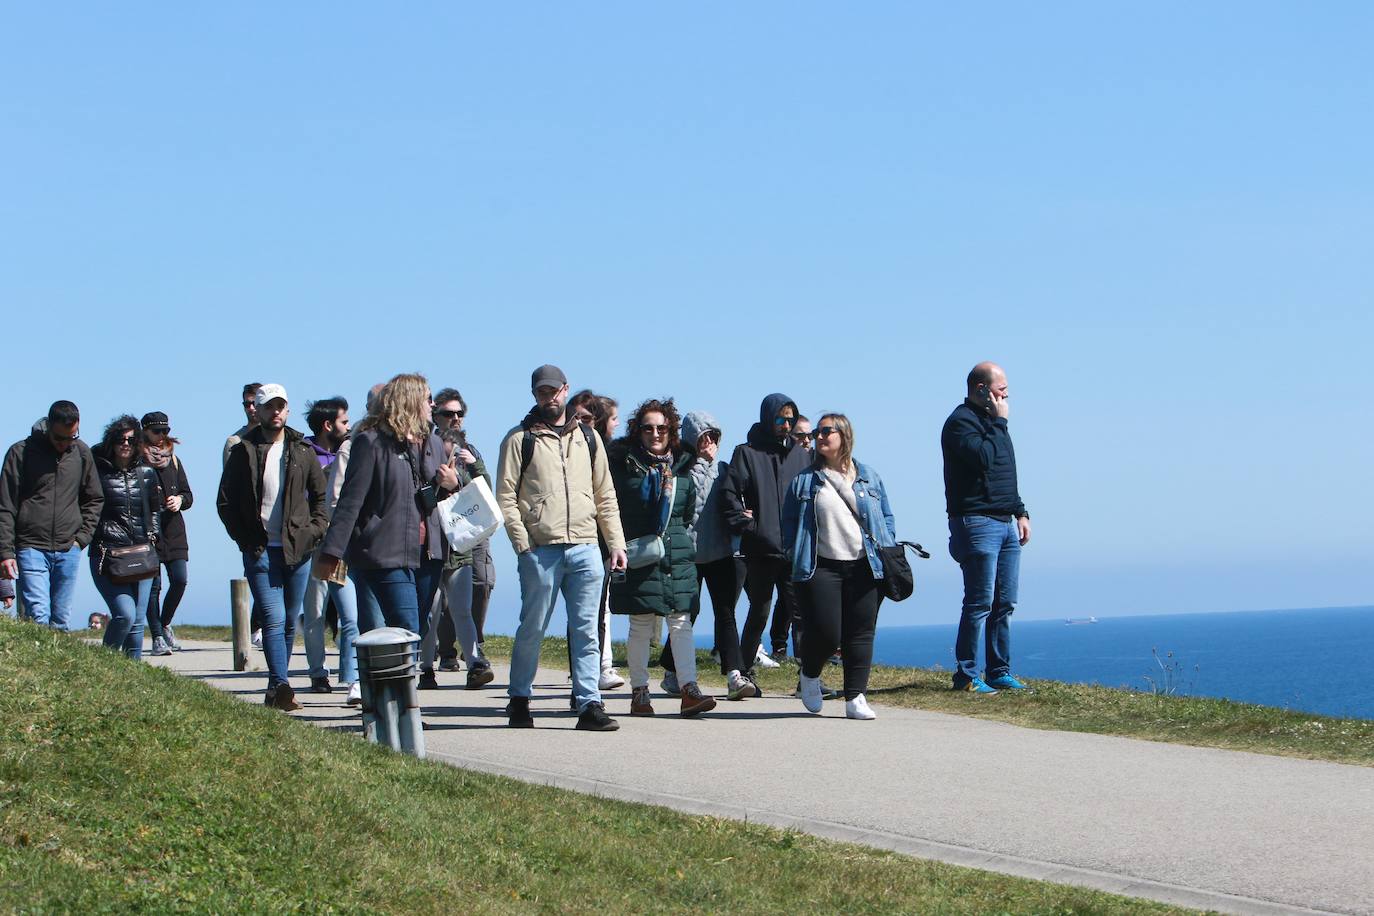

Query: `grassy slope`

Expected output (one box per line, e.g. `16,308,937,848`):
173,624,1374,767
0,618,1192,915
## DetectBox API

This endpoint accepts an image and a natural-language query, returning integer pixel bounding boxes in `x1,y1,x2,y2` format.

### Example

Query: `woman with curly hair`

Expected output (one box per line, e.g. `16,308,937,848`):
89,415,162,659
317,373,459,636
608,398,716,717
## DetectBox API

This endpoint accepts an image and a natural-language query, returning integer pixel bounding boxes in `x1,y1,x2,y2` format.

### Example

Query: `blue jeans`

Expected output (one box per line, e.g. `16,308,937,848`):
302,570,360,685
90,552,151,660
949,514,1021,685
243,548,311,689
17,545,83,630
508,543,604,709
356,560,443,637
421,565,477,669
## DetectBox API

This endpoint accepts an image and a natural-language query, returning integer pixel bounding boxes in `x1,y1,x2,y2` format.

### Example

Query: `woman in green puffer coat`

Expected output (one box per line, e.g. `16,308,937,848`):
608,398,717,718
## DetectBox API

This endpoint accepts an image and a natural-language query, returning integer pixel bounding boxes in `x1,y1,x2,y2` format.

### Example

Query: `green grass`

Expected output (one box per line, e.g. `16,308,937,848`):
0,617,1193,915
164,624,1374,766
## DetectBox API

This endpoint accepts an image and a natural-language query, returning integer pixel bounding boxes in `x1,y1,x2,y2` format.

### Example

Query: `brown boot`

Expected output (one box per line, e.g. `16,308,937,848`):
273,683,303,712
679,682,717,718
631,685,655,716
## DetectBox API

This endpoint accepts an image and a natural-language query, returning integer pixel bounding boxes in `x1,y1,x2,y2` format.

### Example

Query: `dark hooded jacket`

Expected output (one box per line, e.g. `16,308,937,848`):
0,419,104,559
721,394,810,560
90,445,162,551
217,425,328,566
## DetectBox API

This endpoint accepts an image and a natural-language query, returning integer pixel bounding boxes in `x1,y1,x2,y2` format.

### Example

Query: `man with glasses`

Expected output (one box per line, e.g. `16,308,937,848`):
0,400,103,630
495,364,627,731
722,393,812,676
792,415,813,452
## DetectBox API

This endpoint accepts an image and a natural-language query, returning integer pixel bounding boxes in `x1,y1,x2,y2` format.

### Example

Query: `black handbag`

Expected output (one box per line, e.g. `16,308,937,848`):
831,472,929,602
103,468,160,584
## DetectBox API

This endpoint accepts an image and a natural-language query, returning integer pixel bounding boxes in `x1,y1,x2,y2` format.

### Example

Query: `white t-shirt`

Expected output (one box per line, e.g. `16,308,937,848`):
259,439,286,546
815,469,864,561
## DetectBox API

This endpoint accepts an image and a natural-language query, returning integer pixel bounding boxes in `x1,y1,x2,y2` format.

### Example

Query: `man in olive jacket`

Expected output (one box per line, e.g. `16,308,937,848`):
0,400,103,630
217,384,328,710
495,364,627,731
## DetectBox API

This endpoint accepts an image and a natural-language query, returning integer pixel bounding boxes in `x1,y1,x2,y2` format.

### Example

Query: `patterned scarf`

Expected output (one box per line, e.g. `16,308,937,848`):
637,446,676,536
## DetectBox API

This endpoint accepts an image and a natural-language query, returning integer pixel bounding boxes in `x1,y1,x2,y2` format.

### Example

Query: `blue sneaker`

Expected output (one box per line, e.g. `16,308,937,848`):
986,674,1028,690
954,677,998,695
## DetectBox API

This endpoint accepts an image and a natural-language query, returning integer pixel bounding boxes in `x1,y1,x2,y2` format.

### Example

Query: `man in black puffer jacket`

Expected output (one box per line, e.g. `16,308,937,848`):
722,393,810,674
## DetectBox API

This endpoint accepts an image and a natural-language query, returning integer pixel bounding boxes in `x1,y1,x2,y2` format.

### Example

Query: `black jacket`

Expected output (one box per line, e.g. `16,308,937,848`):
320,428,450,570
149,454,193,561
90,448,162,550
721,393,810,560
217,426,328,566
941,400,1027,518
0,420,104,558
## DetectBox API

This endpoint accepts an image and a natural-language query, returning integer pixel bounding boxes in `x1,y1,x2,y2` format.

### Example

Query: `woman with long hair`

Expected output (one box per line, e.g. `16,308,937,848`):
89,415,162,659
318,373,458,638
138,412,192,655
608,398,716,717
569,389,624,690
781,413,898,720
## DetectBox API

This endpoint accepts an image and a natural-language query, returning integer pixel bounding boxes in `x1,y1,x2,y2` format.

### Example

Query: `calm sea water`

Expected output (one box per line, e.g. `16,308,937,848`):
866,606,1374,720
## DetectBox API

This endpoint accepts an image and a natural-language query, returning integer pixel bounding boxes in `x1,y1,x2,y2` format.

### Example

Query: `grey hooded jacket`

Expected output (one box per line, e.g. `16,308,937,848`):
681,410,735,565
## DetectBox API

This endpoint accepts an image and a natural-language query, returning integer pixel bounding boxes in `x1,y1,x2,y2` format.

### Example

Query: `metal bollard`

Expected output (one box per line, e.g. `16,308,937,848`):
354,627,425,758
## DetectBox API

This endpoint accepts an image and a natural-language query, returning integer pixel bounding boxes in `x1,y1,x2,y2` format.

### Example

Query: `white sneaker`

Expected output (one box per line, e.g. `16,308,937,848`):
755,646,780,669
345,682,362,707
798,674,824,713
727,670,757,700
251,629,263,650
659,671,680,696
599,668,625,690
846,694,877,720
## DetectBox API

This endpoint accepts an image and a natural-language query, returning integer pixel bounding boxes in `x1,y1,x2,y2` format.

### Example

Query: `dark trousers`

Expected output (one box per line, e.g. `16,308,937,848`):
662,557,745,675
145,559,189,640
797,557,880,700
740,557,799,671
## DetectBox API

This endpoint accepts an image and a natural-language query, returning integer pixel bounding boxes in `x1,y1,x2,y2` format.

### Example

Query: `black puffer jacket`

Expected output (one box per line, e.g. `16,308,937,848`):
91,447,162,550
721,393,810,559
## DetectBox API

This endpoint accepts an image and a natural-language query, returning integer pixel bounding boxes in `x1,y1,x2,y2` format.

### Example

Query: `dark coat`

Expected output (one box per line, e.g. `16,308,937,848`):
0,420,104,558
150,454,193,561
721,394,810,560
320,428,450,570
216,426,328,566
90,448,162,550
607,441,698,617
940,401,1027,518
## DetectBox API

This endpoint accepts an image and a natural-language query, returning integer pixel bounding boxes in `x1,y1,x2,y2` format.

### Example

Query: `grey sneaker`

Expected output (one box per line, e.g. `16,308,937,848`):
163,626,179,650
150,637,173,657
659,671,680,696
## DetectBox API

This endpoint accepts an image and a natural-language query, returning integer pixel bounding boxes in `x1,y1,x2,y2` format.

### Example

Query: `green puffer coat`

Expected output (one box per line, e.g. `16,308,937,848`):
607,441,698,617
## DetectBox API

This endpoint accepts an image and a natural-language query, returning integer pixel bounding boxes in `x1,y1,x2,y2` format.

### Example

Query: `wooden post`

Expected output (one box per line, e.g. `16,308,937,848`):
230,578,251,672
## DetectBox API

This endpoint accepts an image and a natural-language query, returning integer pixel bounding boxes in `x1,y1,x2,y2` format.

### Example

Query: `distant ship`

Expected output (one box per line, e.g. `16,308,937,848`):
1064,616,1099,625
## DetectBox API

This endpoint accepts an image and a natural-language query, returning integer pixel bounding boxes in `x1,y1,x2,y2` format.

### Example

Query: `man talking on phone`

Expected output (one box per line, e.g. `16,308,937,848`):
942,362,1031,695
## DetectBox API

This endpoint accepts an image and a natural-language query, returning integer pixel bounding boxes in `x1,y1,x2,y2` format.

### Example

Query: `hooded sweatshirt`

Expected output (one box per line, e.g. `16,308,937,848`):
720,394,810,560
681,410,734,565
0,419,104,559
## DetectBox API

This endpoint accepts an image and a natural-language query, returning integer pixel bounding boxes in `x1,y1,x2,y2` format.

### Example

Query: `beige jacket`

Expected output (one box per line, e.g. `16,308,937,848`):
495,420,625,555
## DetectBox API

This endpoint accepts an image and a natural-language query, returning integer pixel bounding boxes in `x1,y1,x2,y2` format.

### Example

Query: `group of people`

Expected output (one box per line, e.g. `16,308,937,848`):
0,360,1031,729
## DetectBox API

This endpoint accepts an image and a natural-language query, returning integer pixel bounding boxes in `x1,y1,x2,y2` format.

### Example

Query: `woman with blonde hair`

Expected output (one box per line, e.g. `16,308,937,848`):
781,413,898,720
317,373,458,636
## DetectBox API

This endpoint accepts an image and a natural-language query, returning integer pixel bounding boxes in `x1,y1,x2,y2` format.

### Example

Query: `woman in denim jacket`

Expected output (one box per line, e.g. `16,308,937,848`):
781,413,897,720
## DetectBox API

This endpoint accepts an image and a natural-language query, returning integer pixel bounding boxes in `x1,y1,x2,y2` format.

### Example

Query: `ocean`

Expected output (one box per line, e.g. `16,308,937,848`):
865,605,1374,720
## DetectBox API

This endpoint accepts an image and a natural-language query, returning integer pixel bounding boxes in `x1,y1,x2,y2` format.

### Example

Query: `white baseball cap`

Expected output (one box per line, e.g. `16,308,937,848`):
255,383,288,408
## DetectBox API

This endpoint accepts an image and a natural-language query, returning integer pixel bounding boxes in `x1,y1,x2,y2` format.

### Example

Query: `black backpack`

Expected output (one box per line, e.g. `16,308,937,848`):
515,422,598,495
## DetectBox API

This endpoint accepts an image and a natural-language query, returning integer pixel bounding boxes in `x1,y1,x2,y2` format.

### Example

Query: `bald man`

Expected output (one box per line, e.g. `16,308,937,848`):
941,362,1031,694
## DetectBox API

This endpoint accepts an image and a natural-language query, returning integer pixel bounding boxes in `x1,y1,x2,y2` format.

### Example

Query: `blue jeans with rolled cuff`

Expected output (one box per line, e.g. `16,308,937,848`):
243,547,311,689
949,514,1021,686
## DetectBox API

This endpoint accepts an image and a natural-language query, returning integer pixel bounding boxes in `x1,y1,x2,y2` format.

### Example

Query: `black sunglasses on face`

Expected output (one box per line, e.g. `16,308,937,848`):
117,435,137,445
812,426,840,440
640,424,669,435
435,409,464,419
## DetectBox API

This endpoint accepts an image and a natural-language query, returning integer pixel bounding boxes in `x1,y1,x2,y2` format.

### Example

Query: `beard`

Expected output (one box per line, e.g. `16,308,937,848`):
537,401,563,423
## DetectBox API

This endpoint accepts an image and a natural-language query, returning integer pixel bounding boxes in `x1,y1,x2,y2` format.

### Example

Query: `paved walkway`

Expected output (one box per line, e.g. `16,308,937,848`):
151,642,1373,915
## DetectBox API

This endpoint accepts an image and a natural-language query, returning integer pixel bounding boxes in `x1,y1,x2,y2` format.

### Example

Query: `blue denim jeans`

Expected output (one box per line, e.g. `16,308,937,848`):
356,560,443,638
243,548,311,689
508,543,604,709
302,570,360,685
420,565,478,669
90,552,151,659
949,514,1021,685
17,545,83,630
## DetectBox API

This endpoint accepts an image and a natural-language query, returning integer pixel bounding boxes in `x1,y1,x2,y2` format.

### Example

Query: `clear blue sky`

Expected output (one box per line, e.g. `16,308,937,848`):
3,4,1371,635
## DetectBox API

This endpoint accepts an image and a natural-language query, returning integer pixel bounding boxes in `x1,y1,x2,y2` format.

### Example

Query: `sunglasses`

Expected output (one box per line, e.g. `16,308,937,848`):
811,426,840,440
773,416,795,427
49,432,77,443
435,409,465,419
242,400,256,408
117,435,138,445
700,430,721,443
640,424,669,435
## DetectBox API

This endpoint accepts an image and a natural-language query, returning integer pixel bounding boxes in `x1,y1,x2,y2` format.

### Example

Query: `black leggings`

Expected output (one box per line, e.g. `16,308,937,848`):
661,557,745,675
740,557,799,669
146,560,189,640
797,557,880,700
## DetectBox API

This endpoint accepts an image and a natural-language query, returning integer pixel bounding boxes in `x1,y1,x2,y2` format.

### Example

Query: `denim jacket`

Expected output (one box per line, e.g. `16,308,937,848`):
782,460,897,582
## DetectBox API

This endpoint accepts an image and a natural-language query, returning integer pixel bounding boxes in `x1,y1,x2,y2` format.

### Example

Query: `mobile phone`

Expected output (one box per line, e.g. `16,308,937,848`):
610,568,626,583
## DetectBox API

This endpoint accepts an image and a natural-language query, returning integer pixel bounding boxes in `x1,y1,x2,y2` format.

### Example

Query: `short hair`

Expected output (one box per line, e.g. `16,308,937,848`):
439,427,465,448
47,400,80,427
433,387,465,411
242,382,264,399
967,364,997,390
305,396,349,436
795,414,810,425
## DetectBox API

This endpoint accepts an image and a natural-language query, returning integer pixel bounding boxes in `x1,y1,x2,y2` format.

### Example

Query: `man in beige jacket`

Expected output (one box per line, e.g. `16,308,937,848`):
496,364,627,731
